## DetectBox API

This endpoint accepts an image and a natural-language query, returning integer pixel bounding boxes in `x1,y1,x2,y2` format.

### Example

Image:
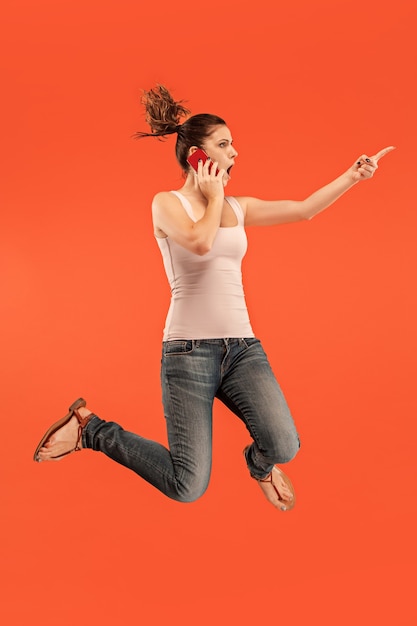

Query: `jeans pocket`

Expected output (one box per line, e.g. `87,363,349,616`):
163,340,195,356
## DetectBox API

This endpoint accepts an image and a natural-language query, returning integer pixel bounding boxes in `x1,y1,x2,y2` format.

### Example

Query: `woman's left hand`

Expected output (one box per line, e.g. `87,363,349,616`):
350,146,396,183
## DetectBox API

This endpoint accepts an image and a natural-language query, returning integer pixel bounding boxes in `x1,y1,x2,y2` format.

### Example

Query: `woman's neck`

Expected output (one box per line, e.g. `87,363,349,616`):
178,172,208,202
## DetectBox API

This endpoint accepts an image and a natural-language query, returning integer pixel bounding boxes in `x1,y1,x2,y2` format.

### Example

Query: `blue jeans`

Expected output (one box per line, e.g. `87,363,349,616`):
82,338,300,502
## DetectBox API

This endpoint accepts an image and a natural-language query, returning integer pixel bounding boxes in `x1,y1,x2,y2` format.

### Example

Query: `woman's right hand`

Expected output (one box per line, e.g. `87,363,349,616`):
196,157,225,202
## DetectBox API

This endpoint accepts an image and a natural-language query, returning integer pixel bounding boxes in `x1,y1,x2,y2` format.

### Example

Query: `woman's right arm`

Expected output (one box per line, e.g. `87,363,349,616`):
152,159,225,256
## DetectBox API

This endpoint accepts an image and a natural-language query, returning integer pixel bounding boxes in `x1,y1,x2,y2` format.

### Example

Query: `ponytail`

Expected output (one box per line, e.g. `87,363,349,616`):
134,84,190,139
134,85,226,171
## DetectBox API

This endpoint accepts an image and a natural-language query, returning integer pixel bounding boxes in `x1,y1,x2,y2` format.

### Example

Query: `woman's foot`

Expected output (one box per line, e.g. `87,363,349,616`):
34,399,93,462
243,446,296,511
257,467,296,511
37,406,92,462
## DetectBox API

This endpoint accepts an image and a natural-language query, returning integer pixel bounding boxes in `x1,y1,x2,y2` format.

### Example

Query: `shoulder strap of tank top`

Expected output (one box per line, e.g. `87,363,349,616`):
169,190,197,222
225,196,244,226
170,191,244,226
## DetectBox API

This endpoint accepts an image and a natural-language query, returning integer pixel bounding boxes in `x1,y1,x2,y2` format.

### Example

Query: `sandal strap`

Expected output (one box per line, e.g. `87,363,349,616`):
73,408,94,451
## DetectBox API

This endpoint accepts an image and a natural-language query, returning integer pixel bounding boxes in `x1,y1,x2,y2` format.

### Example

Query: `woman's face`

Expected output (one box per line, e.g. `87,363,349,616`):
201,125,238,184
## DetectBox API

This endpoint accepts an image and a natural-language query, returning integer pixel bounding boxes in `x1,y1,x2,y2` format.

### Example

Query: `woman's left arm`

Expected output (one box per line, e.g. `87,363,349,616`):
240,146,395,226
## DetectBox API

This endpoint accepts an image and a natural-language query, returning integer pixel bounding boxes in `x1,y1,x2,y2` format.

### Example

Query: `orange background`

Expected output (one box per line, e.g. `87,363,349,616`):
1,1,416,624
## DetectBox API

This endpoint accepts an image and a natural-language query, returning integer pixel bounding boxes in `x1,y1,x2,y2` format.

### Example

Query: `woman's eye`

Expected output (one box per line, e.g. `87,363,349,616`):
219,143,226,148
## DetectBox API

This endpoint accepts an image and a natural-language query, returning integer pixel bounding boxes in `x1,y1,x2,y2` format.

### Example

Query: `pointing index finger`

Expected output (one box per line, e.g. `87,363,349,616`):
372,146,396,162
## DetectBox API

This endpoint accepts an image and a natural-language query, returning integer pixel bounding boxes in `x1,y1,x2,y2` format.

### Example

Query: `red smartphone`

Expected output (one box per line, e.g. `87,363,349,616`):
187,148,219,175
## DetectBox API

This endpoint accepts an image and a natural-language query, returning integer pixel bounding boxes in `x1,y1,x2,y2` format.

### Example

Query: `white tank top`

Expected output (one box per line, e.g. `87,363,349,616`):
156,191,255,340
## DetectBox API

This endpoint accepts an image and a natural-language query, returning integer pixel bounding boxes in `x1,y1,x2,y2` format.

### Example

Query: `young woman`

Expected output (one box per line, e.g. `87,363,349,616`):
34,85,394,512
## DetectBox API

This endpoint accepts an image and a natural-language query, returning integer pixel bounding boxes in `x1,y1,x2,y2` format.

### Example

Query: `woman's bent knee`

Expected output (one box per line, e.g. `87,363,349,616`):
175,485,208,504
173,476,209,503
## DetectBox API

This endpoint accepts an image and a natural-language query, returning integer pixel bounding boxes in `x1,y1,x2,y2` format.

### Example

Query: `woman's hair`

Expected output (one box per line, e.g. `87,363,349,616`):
134,85,226,171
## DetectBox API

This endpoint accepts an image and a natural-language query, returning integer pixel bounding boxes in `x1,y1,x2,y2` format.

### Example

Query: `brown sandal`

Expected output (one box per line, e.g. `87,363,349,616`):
243,446,296,512
33,397,92,462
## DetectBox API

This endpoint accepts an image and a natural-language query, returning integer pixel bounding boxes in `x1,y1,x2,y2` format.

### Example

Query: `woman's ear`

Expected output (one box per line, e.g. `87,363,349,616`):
188,146,199,157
